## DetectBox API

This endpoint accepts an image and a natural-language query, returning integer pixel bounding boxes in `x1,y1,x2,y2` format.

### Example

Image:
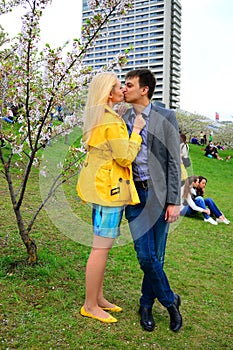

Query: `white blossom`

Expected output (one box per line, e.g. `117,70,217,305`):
40,169,47,178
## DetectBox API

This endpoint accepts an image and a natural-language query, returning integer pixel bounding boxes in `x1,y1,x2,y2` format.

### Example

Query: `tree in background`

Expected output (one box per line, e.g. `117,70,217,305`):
176,109,233,147
216,123,233,148
0,0,133,264
176,110,210,141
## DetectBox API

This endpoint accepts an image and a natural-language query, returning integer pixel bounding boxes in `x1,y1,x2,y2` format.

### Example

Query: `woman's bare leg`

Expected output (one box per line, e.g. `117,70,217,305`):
84,235,114,318
97,282,116,309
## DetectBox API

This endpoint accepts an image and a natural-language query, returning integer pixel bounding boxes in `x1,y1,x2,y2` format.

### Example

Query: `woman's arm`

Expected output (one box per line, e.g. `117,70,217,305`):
186,194,205,212
107,115,144,167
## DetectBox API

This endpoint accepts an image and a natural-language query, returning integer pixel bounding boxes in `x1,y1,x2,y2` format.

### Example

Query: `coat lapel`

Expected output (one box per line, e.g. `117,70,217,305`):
148,106,161,149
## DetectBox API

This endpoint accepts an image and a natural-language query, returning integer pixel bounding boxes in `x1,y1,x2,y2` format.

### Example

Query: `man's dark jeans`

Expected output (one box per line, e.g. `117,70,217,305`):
125,185,174,308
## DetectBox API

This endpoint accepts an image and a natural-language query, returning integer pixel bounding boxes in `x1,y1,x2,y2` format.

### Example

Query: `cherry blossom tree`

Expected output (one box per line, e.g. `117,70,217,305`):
0,0,132,264
176,109,233,147
213,122,233,148
176,110,210,141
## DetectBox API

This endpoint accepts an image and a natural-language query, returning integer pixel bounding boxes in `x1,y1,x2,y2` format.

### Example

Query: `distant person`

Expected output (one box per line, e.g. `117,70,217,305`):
204,143,223,160
203,133,207,145
180,175,218,225
0,134,6,148
216,142,224,150
3,107,14,123
200,131,204,146
196,176,230,224
180,133,191,168
56,105,63,121
191,136,199,145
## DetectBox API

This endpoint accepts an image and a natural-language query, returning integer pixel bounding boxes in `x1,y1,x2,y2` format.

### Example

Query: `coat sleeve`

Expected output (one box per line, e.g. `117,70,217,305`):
165,110,181,205
106,120,142,167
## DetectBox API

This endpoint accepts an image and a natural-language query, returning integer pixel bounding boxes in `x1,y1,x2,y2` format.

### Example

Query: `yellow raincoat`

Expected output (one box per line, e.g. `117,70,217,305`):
77,105,142,206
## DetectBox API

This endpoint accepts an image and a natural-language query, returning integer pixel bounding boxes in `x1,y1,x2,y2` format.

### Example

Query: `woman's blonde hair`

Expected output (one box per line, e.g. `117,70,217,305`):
183,175,198,199
83,72,118,144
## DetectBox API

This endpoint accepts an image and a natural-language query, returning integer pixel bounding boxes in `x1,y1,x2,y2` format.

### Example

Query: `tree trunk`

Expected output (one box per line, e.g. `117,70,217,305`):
17,228,38,265
25,236,38,264
14,208,38,264
4,165,38,264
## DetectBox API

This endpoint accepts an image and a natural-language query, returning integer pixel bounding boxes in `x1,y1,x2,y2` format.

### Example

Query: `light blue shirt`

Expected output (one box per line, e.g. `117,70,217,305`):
127,103,152,181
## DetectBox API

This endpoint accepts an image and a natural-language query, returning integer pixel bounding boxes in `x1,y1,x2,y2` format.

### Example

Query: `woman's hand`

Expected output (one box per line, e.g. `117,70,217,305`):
132,114,146,134
203,208,210,215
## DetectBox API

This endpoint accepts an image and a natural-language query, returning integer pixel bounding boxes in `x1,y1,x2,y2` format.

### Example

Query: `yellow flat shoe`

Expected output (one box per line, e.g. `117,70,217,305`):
101,305,122,313
80,306,117,323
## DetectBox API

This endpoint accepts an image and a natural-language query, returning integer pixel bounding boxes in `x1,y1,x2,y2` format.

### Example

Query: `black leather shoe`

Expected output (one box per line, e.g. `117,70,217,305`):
167,294,182,332
138,306,155,331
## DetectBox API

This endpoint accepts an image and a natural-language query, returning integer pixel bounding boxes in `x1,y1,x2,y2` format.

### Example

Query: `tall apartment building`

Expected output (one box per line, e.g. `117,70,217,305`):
82,0,182,109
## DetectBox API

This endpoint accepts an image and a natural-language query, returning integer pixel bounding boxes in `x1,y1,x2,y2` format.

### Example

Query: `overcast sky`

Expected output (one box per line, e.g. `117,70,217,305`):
1,0,233,121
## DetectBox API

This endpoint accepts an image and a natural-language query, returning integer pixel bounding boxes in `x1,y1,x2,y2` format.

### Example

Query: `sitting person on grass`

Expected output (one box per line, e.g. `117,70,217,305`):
180,175,217,225
196,176,230,224
204,143,223,160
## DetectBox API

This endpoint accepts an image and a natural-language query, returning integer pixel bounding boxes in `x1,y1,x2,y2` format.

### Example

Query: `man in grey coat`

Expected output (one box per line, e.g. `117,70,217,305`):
123,69,182,332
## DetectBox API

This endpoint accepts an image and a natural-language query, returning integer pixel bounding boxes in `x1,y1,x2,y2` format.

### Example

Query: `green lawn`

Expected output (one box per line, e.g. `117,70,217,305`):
0,144,233,349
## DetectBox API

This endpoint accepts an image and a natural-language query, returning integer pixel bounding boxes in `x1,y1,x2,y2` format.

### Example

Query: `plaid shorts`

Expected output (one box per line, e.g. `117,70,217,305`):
92,204,124,238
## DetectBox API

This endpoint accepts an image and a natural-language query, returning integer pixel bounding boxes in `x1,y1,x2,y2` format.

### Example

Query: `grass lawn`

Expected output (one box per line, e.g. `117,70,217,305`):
0,143,233,349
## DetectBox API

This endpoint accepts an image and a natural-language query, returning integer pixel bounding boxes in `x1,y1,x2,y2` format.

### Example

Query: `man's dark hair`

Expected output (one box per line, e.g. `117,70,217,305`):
125,69,156,100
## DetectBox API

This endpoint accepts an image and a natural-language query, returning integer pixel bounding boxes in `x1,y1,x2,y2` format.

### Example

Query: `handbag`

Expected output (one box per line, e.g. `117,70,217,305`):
182,156,191,168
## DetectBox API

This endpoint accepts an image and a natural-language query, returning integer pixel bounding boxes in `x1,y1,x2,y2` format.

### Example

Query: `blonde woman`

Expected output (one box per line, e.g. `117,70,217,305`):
77,72,145,323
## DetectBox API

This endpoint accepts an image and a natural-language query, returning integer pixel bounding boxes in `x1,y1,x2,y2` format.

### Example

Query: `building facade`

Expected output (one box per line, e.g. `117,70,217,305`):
82,0,182,109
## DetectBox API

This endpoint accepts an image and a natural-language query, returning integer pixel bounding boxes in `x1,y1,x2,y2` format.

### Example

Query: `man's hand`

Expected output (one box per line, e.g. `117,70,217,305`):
165,204,180,223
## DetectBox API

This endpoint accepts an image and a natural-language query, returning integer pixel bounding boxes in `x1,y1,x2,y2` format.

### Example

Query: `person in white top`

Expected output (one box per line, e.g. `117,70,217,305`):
180,175,217,225
180,134,189,158
180,133,191,168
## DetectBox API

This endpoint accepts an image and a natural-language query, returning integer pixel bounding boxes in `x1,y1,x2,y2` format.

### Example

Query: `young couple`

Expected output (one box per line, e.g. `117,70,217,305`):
180,175,230,225
77,69,182,332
